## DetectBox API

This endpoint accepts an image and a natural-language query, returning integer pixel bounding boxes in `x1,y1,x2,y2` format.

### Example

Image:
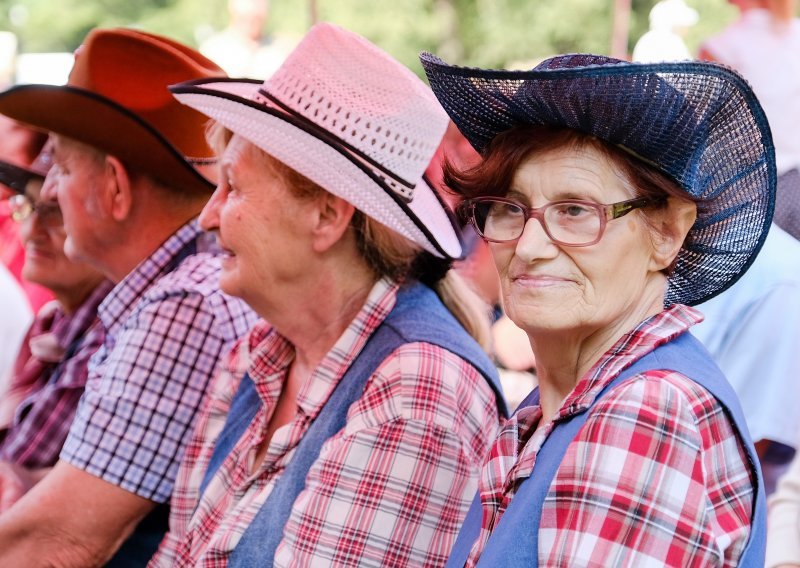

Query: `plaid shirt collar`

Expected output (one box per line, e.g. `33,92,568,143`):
243,277,398,420
502,304,704,487
98,219,206,337
51,280,114,353
562,305,704,416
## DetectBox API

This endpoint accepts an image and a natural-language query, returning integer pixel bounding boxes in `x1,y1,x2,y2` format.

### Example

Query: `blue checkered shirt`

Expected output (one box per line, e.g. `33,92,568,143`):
60,220,256,502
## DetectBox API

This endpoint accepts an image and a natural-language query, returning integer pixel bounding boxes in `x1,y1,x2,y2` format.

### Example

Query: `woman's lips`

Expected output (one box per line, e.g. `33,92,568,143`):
511,274,574,288
215,237,235,258
25,245,57,260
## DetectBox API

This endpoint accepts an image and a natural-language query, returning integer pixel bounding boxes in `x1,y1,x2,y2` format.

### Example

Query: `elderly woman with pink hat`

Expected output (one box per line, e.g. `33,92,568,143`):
420,52,772,566
150,23,506,567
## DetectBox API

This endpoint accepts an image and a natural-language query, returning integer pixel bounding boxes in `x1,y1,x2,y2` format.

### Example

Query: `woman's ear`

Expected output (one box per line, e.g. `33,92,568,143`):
310,192,356,253
648,197,697,272
103,155,133,223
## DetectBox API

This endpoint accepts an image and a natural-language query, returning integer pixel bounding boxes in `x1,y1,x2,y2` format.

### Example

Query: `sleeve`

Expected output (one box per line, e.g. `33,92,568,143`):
766,453,800,567
539,373,753,568
274,342,500,567
60,290,229,503
702,283,800,446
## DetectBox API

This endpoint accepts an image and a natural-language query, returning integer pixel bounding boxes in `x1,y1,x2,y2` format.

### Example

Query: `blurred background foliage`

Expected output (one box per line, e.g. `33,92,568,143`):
0,0,760,76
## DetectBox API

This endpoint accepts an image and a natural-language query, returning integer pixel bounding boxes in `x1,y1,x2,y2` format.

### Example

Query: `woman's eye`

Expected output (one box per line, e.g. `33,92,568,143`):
495,202,524,216
558,204,592,217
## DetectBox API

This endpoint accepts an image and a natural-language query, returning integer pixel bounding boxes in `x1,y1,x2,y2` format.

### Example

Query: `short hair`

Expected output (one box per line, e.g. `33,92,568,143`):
444,124,692,206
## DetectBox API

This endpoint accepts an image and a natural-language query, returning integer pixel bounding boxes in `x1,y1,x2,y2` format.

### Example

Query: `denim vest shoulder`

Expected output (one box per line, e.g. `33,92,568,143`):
197,282,507,567
446,332,766,568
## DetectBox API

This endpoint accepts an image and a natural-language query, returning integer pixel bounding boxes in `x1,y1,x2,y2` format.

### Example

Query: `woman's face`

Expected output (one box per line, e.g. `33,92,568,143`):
19,179,103,308
199,135,314,315
490,144,667,339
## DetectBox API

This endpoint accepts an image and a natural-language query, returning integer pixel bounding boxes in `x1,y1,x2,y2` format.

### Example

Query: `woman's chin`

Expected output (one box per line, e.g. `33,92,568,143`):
505,296,584,336
218,270,243,299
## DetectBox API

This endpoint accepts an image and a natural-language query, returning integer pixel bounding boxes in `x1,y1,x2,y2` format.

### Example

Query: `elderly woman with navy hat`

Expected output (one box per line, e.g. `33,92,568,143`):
149,23,507,567
420,53,772,566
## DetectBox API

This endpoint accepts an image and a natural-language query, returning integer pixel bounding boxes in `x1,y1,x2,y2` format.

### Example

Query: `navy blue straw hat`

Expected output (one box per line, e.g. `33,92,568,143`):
419,53,776,306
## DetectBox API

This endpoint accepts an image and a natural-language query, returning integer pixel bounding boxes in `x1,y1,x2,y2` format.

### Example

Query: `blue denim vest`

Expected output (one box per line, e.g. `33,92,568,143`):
446,331,766,568
198,282,508,567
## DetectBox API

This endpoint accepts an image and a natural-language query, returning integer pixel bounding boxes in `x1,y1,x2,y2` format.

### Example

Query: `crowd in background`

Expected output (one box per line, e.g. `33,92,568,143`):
0,0,796,566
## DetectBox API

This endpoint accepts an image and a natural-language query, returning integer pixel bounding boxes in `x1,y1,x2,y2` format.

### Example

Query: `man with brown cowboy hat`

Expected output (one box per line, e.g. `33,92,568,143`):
0,28,256,566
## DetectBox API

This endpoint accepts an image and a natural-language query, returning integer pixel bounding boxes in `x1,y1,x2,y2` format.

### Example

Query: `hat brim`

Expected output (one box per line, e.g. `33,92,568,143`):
170,78,462,259
0,160,41,194
0,84,214,193
420,54,776,306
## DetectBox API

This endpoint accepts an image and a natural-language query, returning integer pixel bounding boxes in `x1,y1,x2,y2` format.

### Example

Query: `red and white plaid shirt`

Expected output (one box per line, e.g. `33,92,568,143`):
151,278,501,567
464,305,755,567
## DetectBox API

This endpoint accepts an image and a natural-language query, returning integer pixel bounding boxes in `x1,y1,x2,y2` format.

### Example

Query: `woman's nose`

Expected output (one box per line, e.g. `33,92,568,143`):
199,187,223,232
514,217,558,263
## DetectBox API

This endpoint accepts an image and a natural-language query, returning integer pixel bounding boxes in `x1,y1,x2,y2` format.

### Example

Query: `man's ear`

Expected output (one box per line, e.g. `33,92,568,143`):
310,192,356,253
648,197,697,272
103,155,133,223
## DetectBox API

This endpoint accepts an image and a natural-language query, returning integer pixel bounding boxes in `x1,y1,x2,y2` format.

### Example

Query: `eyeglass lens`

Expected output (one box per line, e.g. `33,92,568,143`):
9,194,63,228
474,199,602,245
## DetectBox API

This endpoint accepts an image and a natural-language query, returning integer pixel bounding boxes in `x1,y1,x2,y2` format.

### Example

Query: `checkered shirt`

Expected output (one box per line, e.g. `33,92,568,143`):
0,280,112,467
60,220,257,503
463,305,755,567
150,278,501,567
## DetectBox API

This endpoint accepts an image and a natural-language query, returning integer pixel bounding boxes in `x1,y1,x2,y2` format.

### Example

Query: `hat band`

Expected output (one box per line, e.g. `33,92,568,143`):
255,88,416,203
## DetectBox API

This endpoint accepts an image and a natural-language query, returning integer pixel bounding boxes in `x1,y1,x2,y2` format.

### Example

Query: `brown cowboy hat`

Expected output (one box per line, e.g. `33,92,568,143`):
0,28,226,193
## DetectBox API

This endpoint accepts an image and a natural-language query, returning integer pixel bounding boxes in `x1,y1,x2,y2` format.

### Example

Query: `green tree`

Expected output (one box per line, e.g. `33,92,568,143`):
0,0,775,77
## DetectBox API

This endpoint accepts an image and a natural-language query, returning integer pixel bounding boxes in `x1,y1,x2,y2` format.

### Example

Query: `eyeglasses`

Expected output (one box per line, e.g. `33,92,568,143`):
457,196,657,247
8,194,63,229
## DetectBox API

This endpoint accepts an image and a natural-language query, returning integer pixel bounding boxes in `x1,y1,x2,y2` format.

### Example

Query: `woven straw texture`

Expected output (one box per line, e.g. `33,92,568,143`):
420,53,776,306
172,23,460,259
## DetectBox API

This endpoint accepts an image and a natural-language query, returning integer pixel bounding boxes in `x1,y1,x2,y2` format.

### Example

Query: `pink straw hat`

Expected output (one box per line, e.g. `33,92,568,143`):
170,22,461,259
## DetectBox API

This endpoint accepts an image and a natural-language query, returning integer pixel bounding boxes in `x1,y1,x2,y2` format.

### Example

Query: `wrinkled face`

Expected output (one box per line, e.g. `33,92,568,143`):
19,179,102,300
44,136,108,265
491,145,661,337
199,134,312,314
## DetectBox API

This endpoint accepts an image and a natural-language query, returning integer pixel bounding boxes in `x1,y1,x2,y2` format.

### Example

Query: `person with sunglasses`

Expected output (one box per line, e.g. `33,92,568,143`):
421,53,771,566
0,140,111,513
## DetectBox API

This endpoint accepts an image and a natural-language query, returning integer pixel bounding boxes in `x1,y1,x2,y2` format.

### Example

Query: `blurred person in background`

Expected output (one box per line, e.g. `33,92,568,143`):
0,28,256,567
0,262,30,385
200,0,294,78
767,449,800,567
632,0,699,62
696,0,800,495
151,23,506,567
422,52,770,566
0,115,54,312
0,139,112,512
692,223,800,494
700,0,800,239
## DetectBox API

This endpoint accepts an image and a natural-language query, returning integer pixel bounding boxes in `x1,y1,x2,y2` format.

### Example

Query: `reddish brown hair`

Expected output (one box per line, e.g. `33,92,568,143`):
444,125,692,207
